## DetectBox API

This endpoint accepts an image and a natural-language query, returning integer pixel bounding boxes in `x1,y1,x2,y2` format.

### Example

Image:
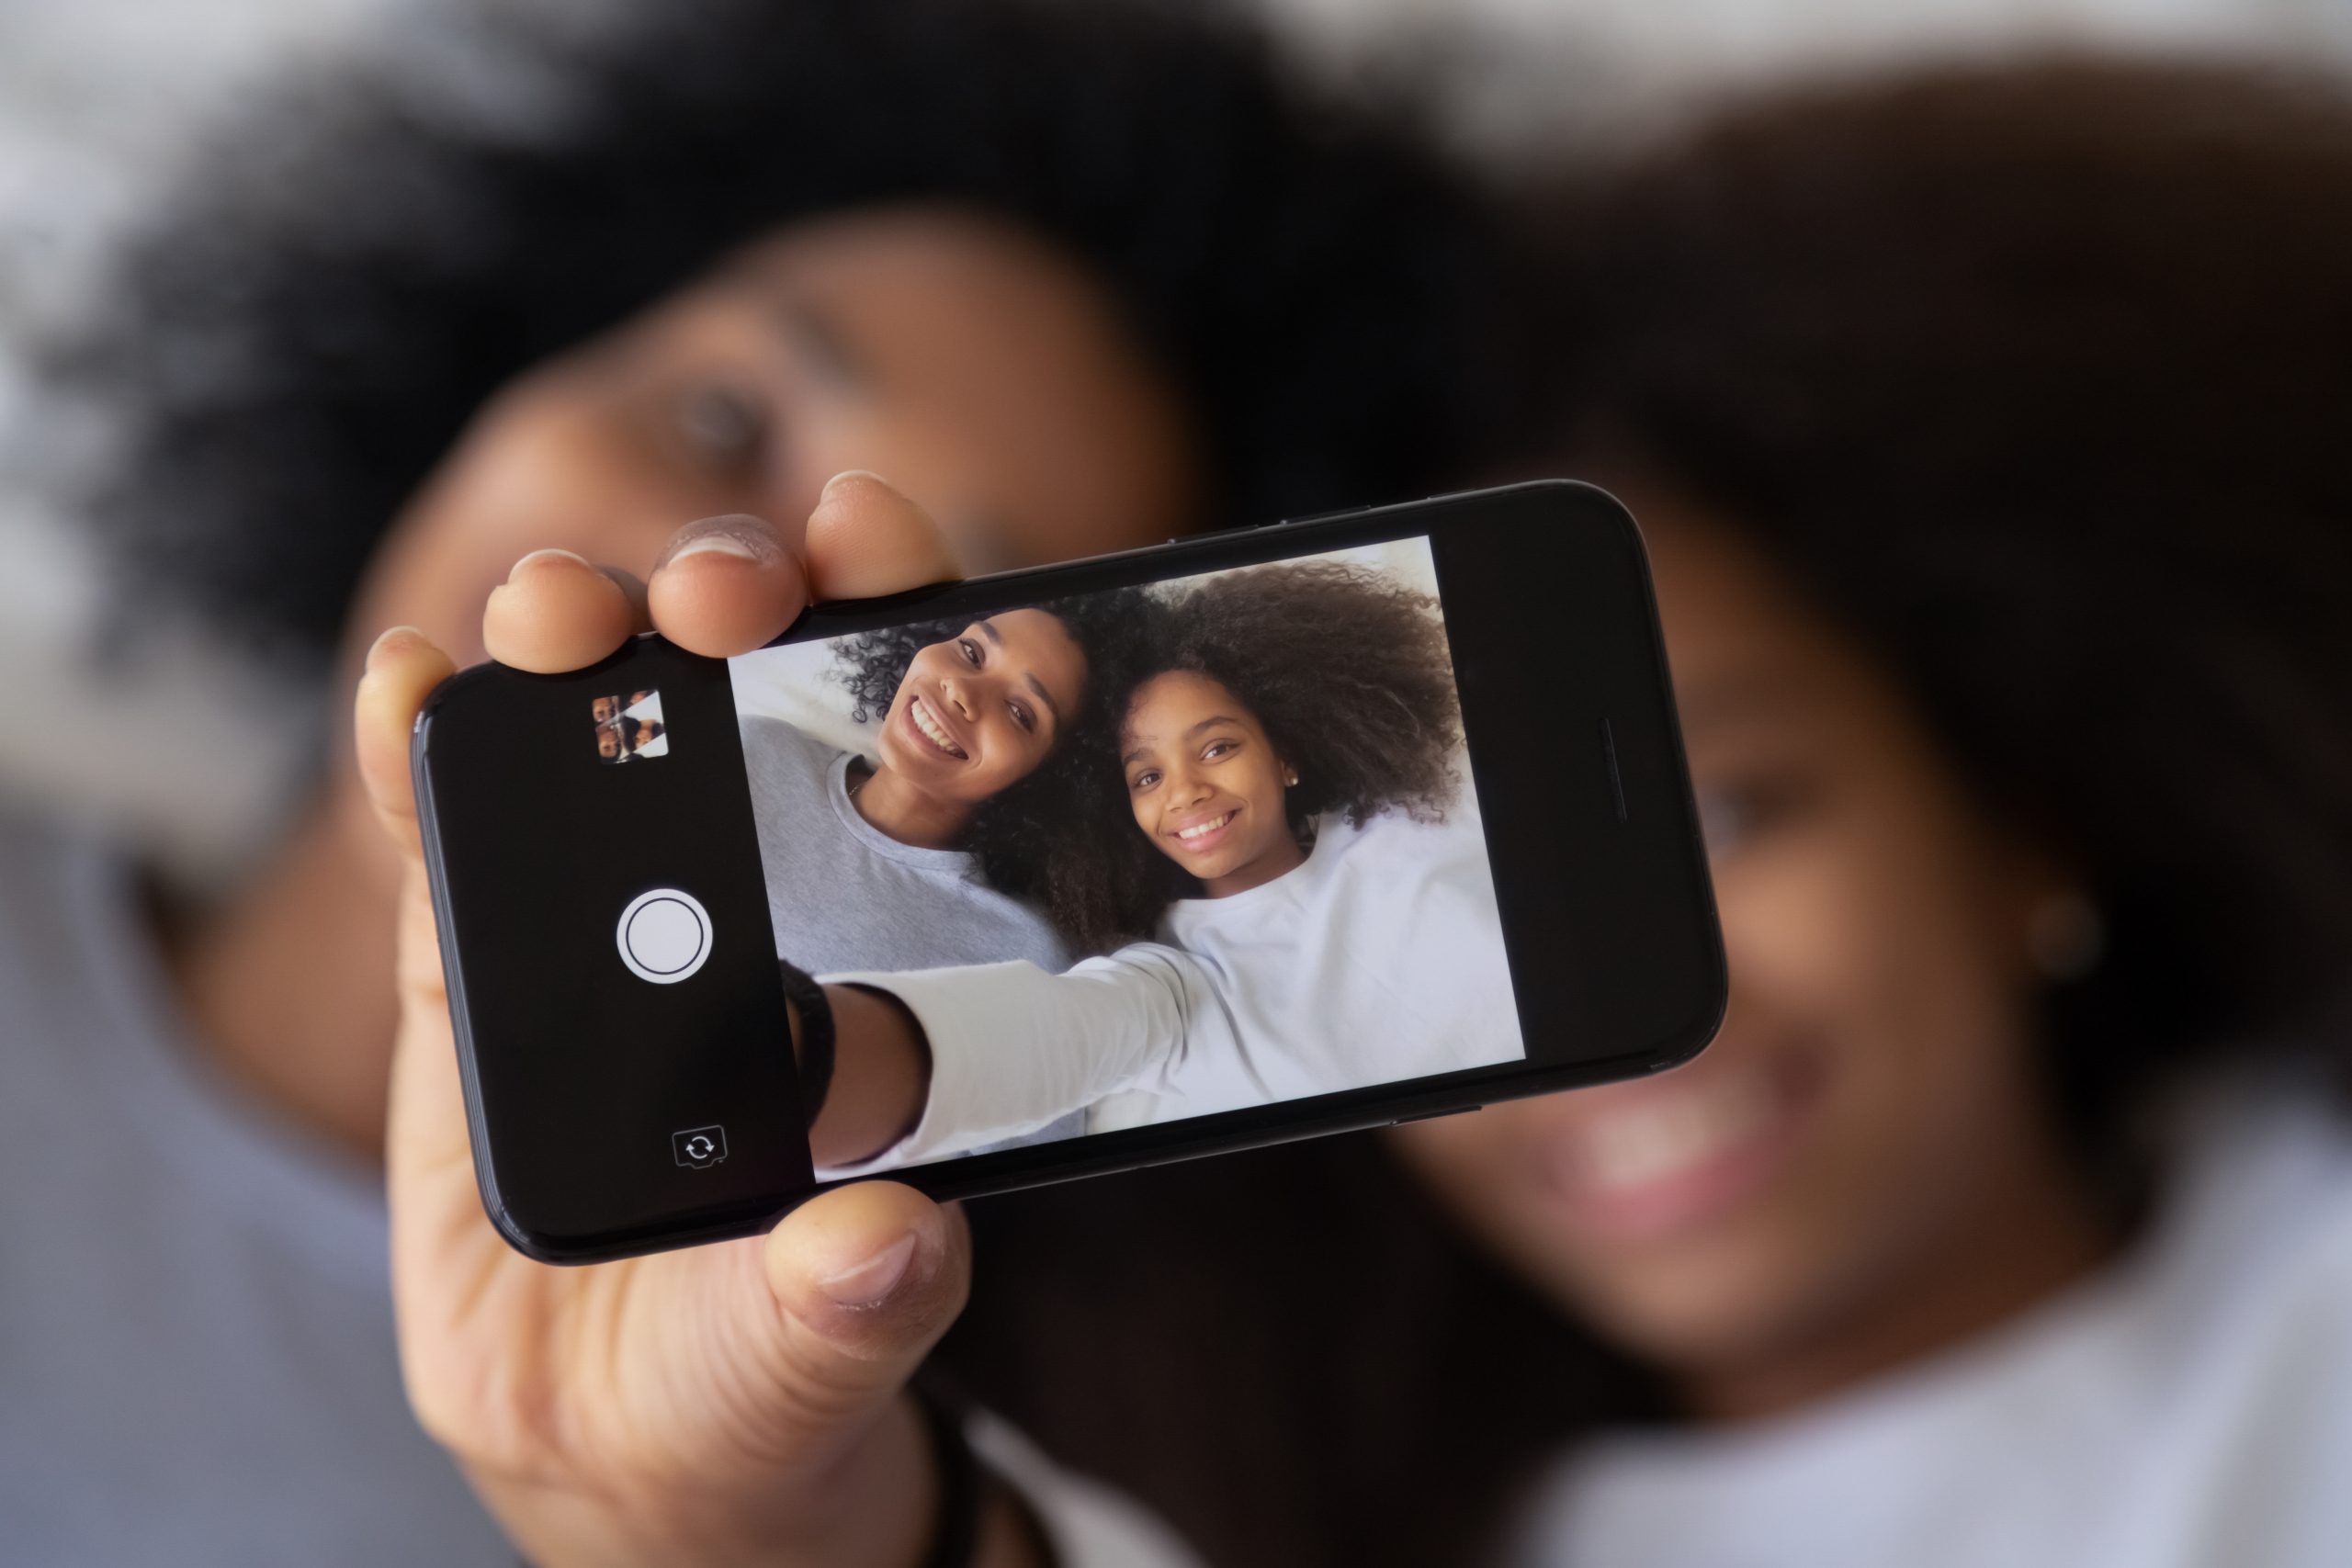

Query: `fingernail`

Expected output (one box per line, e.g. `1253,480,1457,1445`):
365,626,426,674
816,1232,920,1307
664,532,759,566
508,547,593,581
654,515,777,571
820,469,885,500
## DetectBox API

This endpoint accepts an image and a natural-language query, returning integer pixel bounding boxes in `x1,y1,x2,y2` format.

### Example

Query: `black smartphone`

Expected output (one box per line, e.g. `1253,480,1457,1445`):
413,481,1725,1261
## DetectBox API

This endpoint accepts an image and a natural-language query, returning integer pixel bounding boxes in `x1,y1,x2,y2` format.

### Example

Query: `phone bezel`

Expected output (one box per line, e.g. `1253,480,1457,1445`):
415,480,1727,1261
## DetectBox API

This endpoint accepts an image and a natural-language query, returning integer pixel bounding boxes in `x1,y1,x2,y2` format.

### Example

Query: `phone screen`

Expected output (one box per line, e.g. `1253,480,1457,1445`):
701,533,1526,1174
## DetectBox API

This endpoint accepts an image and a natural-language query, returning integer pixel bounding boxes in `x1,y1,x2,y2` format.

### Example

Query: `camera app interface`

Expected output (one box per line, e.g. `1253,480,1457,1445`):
725,537,1527,1176
593,690,669,763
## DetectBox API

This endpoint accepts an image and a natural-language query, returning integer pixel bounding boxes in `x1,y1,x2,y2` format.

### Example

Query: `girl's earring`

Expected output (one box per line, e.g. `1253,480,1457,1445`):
2027,891,2105,981
1283,769,1299,787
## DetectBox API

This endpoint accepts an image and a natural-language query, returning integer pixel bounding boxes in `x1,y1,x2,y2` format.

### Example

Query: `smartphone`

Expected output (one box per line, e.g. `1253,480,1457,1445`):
413,481,1725,1261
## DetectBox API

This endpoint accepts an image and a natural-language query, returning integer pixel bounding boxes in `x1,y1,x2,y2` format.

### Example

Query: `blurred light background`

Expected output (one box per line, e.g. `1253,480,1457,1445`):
2,0,2347,865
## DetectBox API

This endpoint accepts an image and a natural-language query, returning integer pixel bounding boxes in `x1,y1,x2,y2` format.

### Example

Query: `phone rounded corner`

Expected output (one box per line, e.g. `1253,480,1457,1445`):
1656,963,1732,1077
1495,478,1653,561
410,660,492,745
1520,475,1602,502
464,1149,582,1264
477,1187,594,1267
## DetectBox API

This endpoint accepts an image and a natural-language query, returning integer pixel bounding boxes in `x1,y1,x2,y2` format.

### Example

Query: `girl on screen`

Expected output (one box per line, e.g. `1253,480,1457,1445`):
1108,560,1464,903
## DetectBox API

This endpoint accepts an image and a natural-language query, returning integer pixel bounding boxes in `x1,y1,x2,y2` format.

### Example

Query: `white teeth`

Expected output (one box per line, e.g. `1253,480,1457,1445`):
1578,1068,1773,1197
1175,811,1235,841
909,696,966,759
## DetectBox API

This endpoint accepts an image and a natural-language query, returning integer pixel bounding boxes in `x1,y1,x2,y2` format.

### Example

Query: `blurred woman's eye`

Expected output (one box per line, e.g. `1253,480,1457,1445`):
1009,700,1035,734
1203,738,1238,762
1695,773,1815,860
670,379,771,473
1131,769,1161,793
958,638,983,667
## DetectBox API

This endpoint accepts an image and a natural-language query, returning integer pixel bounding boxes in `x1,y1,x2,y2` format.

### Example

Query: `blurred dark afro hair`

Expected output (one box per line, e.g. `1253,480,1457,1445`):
59,0,1518,664
1536,57,2352,1138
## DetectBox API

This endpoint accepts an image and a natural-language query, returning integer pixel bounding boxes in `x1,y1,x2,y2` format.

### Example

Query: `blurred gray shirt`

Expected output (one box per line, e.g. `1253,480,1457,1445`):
0,821,514,1566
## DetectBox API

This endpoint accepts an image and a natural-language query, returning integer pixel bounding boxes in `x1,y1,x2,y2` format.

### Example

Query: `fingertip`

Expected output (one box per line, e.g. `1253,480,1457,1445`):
766,1182,960,1316
364,625,433,677
509,547,597,580
354,630,458,843
820,468,892,502
805,474,961,601
648,513,808,658
356,626,457,706
481,549,638,672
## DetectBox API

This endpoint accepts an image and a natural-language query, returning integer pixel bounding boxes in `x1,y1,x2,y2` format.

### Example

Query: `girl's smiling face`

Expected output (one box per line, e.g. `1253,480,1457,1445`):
877,608,1089,807
1391,491,2100,1417
1122,670,1306,897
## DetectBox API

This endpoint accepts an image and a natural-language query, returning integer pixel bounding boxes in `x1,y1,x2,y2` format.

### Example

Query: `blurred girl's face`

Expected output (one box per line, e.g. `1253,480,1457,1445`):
878,611,1088,807
1394,491,2099,1416
1122,670,1305,897
343,205,1195,680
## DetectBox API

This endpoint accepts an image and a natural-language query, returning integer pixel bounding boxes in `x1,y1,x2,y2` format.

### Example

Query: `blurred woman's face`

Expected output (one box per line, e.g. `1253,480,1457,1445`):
343,205,1195,675
878,611,1088,806
1394,489,2093,1415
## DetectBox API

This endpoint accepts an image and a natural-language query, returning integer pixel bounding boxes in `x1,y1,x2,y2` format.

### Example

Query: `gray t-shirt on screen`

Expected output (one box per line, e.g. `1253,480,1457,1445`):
738,716,1069,976
738,716,1082,1159
0,820,514,1567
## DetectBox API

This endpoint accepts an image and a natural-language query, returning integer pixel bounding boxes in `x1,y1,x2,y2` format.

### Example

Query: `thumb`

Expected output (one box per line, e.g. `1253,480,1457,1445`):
745,1181,972,1442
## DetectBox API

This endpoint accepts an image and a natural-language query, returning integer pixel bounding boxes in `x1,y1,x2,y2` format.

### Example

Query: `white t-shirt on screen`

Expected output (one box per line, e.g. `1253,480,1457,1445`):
831,798,1525,1165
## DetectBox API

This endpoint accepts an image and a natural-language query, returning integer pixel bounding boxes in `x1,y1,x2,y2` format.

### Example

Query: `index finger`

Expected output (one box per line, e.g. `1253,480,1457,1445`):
645,475,963,660
801,471,963,601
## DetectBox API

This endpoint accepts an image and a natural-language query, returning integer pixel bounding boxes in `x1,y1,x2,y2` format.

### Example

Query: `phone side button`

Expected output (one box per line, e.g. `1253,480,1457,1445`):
1391,1106,1481,1127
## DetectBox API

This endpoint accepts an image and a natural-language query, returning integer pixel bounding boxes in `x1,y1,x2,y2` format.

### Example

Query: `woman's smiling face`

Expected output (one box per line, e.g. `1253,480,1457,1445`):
1122,670,1305,897
877,609,1089,807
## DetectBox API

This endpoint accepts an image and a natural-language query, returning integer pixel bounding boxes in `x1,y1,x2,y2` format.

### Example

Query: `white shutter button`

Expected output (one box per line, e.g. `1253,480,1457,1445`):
616,888,712,984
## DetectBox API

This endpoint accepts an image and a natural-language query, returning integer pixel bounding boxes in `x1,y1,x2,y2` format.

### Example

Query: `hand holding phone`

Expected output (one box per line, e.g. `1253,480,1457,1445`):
354,478,1035,1568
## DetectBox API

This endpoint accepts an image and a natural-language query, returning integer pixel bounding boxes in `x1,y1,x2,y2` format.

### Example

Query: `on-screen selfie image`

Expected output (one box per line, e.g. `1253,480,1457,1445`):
593,689,668,763
725,537,1527,1172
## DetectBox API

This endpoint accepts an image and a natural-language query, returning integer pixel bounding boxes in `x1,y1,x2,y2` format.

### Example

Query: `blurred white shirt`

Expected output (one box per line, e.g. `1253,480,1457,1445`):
1001,1079,2352,1566
833,800,1523,1166
1510,1079,2352,1568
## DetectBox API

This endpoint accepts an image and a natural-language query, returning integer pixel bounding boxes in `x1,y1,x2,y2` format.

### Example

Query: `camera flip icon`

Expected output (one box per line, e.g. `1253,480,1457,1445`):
672,1125,728,1169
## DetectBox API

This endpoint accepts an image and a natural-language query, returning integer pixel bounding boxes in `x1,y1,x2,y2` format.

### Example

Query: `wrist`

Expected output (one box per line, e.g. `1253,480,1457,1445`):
470,1396,941,1568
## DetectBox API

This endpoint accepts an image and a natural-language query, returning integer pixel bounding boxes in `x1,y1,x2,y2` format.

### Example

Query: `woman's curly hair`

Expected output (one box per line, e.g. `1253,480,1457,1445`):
829,588,1167,954
51,0,1518,668
1054,560,1465,919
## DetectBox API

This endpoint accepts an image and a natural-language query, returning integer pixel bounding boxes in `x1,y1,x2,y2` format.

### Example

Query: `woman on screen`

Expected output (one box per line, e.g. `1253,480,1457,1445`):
741,596,1150,985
